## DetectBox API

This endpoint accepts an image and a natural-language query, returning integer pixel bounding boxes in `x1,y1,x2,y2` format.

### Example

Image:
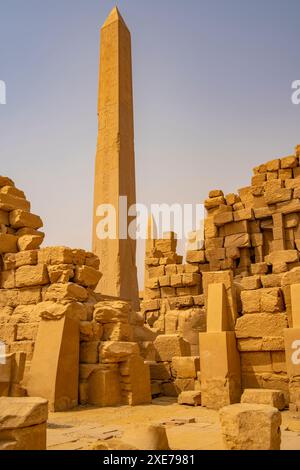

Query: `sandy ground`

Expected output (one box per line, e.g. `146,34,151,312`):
46,397,300,450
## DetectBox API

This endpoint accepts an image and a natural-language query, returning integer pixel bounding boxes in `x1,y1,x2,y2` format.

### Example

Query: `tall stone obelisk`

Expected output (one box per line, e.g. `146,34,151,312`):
92,7,139,309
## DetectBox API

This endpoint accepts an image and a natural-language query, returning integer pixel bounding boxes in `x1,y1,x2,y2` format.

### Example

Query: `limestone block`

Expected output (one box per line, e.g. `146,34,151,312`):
0,234,18,253
0,289,19,307
16,323,38,341
118,425,169,450
186,250,205,263
266,159,280,172
141,299,160,313
237,336,284,351
0,270,15,289
87,367,122,407
235,313,288,338
44,282,88,302
148,266,165,278
204,196,225,209
155,239,177,254
85,252,100,269
0,193,30,212
199,331,241,409
47,264,74,283
171,356,200,379
281,155,298,168
261,274,282,288
80,321,103,342
209,189,224,198
37,247,73,265
146,277,159,289
74,265,102,288
0,422,47,451
240,351,272,373
27,313,80,411
93,300,130,324
102,322,133,341
0,176,14,188
260,288,284,313
240,275,261,291
35,301,86,321
241,389,285,410
219,403,281,450
18,235,44,252
250,263,268,275
266,250,299,266
80,341,100,364
154,335,190,362
174,378,195,392
99,341,140,363
224,233,250,249
144,287,161,300
120,356,151,405
0,397,48,429
9,210,43,229
14,250,37,268
182,273,201,287
148,362,171,381
15,264,49,288
214,212,233,226
178,391,201,406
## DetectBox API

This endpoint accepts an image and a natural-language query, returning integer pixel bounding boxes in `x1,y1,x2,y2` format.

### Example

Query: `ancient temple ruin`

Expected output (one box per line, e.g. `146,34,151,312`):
1,6,300,452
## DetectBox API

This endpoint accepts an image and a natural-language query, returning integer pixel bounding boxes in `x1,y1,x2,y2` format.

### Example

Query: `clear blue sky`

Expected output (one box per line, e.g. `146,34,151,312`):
1,0,300,287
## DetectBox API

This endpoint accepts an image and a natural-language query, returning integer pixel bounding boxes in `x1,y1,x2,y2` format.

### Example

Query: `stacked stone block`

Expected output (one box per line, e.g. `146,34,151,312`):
186,145,300,277
0,176,45,253
146,335,200,397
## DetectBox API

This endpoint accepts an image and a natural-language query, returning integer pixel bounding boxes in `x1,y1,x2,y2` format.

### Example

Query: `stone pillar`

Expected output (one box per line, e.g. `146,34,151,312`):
92,7,139,310
200,276,241,409
27,305,80,411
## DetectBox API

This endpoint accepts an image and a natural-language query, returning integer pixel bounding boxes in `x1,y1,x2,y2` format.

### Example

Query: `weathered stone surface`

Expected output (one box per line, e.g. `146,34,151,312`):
0,234,18,254
0,397,48,429
220,403,281,450
241,389,285,410
44,283,88,302
74,265,102,288
171,356,200,379
15,264,49,288
178,391,201,406
154,335,190,362
99,341,140,363
9,210,43,229
235,313,288,338
94,300,130,324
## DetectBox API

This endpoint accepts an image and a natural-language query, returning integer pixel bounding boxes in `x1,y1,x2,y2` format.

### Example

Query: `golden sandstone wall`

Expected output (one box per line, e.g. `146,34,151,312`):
0,177,151,410
141,145,300,406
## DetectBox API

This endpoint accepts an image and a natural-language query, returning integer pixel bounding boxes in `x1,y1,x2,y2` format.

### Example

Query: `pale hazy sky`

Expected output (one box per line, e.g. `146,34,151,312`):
1,0,300,287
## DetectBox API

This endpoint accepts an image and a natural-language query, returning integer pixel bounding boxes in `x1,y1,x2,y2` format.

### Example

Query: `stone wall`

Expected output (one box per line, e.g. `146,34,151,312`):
0,177,151,408
141,145,300,405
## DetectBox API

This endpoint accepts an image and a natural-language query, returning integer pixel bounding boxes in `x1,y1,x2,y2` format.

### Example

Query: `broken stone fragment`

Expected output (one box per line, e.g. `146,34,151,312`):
178,390,201,406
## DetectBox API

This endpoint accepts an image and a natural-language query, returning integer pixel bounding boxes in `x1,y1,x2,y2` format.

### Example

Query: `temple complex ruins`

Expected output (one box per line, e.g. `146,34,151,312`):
1,6,300,451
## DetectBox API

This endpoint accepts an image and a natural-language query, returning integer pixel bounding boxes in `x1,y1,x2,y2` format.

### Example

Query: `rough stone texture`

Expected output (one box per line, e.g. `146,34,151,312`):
0,397,48,450
219,403,281,450
178,390,201,406
241,388,286,410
